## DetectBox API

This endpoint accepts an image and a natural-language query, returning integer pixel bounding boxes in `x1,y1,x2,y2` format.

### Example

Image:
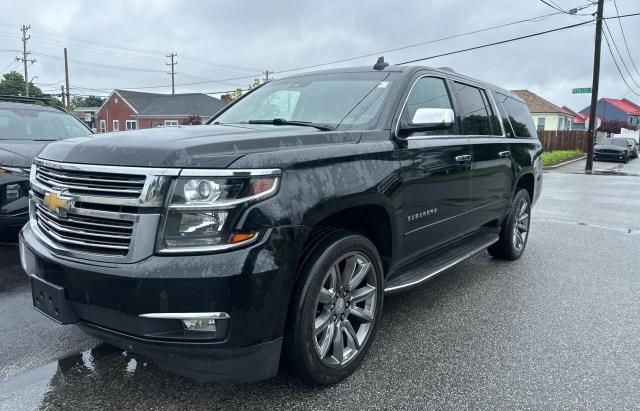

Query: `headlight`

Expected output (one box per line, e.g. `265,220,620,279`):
156,169,280,253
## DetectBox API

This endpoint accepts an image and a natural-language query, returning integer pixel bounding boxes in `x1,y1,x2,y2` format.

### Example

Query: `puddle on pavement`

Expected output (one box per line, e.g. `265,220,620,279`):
0,342,301,409
0,344,152,408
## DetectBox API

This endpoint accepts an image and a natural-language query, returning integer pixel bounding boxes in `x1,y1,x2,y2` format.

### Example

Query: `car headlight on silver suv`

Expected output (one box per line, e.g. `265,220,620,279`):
156,169,281,253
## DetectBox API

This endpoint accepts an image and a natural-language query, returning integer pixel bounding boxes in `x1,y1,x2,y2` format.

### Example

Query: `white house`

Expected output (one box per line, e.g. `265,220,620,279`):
513,90,574,132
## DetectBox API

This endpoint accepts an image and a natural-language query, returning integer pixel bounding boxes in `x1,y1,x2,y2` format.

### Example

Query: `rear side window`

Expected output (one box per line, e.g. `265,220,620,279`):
496,93,537,138
453,82,496,136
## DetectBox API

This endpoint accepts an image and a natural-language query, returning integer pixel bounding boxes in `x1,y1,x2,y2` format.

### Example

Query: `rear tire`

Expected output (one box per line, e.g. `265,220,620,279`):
284,229,384,385
488,189,531,261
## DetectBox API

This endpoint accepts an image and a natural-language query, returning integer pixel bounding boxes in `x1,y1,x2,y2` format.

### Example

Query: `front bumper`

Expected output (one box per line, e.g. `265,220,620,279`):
20,223,308,382
593,152,627,161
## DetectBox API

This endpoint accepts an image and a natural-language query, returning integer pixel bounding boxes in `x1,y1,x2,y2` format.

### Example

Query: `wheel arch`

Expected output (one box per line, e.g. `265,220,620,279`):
299,194,398,276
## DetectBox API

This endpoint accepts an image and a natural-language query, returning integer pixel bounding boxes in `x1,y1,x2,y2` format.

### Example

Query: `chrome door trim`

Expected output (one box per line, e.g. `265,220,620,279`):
404,200,505,237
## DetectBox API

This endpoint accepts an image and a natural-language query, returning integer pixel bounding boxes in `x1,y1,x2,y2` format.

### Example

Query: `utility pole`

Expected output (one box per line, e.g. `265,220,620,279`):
263,70,274,82
16,24,36,97
64,48,70,109
586,0,605,173
60,85,65,108
166,53,177,95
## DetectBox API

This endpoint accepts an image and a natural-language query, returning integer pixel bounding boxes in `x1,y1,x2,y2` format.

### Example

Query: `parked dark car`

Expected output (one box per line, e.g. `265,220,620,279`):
0,98,93,238
624,138,638,159
593,138,632,162
20,61,542,384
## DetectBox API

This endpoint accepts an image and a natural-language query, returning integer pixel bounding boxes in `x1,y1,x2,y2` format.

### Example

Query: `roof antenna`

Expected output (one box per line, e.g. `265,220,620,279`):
373,56,389,70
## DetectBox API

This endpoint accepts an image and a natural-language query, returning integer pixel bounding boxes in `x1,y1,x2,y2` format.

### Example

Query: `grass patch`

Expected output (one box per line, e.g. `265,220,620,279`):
543,150,584,167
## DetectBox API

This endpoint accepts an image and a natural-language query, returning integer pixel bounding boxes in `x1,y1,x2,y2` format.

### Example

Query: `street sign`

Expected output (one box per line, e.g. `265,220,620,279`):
572,87,592,94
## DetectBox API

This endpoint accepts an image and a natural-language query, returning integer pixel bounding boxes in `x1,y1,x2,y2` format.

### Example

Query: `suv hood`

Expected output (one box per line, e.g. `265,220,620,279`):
595,143,626,152
37,124,360,168
0,140,51,168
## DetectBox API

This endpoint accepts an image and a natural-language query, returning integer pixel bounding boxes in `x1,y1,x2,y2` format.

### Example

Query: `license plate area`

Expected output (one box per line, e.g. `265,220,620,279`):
31,275,78,324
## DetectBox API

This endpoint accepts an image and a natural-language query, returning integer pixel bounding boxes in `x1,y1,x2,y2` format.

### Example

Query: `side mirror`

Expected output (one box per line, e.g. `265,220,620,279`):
400,108,455,134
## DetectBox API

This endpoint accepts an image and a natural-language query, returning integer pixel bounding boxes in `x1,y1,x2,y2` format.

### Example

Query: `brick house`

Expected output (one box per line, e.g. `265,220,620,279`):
96,90,225,133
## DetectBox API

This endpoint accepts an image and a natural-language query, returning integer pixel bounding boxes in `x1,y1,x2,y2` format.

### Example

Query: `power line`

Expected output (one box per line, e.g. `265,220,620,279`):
539,0,568,13
602,20,640,90
27,4,597,93
396,20,593,65
273,6,594,75
610,0,640,79
604,11,640,20
537,0,591,15
602,28,640,96
30,50,166,73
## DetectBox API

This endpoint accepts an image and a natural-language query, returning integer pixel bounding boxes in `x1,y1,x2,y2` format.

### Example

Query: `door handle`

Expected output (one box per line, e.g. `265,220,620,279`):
498,151,511,158
455,154,472,162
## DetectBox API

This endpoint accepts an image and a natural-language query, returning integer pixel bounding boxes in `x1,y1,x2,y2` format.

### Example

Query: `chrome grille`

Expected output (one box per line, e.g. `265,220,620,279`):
35,164,146,198
29,159,179,263
35,203,133,255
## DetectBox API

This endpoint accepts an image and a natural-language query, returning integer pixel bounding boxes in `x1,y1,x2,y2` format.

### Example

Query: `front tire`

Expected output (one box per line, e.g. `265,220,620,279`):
488,189,531,260
285,229,384,385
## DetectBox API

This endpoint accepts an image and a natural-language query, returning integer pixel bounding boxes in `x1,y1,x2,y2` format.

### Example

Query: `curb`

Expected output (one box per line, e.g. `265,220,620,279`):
543,155,587,170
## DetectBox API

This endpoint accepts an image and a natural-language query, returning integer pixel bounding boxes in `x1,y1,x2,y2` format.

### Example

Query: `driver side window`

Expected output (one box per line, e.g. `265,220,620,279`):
403,77,456,136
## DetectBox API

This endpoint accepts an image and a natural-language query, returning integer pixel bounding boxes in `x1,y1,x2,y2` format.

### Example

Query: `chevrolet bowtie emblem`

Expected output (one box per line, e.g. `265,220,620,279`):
43,191,73,217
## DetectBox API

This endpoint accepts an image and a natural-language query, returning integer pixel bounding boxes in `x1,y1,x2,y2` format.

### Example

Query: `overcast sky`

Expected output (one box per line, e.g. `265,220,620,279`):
1,0,639,111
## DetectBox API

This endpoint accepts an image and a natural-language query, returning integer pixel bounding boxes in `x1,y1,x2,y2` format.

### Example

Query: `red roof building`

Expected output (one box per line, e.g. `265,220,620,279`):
580,98,640,126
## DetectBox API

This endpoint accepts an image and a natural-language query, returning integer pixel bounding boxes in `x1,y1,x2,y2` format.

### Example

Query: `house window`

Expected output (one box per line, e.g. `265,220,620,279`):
164,120,179,126
558,117,565,131
537,117,546,131
113,120,119,132
99,120,106,133
126,120,138,130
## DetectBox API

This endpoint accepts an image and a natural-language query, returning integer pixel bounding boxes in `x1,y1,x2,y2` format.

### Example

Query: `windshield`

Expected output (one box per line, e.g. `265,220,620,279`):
0,107,92,140
213,72,396,130
609,139,629,147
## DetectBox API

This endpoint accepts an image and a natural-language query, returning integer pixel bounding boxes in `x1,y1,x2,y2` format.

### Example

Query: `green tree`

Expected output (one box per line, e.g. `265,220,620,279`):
227,78,266,101
0,71,43,97
71,95,104,109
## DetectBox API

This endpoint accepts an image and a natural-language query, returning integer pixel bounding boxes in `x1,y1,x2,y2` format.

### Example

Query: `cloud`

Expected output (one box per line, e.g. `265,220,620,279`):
1,0,638,111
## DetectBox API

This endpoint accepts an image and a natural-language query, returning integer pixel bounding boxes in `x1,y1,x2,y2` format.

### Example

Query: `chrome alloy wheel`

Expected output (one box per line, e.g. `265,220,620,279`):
512,199,530,252
312,251,377,367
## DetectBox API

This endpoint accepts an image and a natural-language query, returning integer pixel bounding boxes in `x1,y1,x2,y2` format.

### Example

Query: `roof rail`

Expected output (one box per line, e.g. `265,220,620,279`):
0,94,61,107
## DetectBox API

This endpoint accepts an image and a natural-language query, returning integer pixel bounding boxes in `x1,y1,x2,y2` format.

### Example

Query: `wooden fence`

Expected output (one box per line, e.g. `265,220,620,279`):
538,130,589,152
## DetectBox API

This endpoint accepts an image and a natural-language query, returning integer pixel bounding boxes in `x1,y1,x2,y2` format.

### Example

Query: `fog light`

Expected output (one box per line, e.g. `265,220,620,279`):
181,318,217,332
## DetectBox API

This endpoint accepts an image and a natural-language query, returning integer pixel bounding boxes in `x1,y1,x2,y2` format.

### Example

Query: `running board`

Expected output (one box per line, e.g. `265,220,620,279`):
384,231,499,294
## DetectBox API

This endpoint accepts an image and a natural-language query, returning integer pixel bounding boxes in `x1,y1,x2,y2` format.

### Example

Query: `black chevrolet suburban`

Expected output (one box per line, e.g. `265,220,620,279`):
20,61,542,384
1,98,93,237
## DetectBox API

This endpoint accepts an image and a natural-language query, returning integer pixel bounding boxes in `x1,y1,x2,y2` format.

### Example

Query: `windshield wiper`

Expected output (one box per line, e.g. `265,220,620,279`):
247,118,334,131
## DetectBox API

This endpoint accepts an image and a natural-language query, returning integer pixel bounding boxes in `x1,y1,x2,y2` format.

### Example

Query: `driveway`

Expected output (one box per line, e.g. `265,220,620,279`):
1,171,639,410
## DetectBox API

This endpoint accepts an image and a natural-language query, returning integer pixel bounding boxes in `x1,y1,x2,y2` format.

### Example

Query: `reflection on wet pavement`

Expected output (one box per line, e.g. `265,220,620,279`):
0,342,312,410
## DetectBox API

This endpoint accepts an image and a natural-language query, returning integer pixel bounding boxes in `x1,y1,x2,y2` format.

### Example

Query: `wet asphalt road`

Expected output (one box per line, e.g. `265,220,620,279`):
1,166,639,409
